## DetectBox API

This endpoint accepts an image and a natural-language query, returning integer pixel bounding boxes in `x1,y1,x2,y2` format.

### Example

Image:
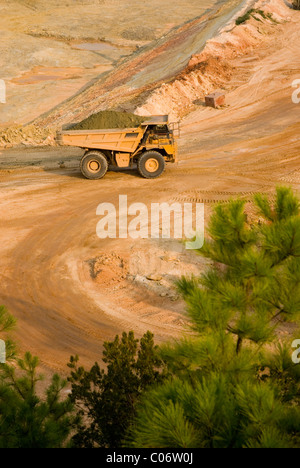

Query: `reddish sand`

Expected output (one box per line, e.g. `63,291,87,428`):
0,0,299,376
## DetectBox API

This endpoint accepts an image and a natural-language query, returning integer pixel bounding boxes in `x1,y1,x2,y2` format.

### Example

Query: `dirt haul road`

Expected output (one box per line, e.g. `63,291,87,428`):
0,3,300,374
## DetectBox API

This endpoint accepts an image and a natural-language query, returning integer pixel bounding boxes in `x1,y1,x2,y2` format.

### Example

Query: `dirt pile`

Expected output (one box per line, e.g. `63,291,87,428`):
88,253,128,286
71,110,146,130
0,125,55,148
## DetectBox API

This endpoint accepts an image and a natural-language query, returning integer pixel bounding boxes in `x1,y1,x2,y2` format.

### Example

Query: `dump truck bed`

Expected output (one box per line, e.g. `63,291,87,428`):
56,127,145,153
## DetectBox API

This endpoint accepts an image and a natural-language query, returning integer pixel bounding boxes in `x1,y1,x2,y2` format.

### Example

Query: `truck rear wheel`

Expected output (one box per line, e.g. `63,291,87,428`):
137,151,165,179
80,151,108,179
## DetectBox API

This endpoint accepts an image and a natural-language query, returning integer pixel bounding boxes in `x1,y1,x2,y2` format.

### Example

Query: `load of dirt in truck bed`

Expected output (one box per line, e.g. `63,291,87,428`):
71,110,146,130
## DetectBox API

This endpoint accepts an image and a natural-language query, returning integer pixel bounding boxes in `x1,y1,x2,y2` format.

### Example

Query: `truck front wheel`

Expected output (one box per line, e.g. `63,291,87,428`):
137,151,165,179
80,151,108,179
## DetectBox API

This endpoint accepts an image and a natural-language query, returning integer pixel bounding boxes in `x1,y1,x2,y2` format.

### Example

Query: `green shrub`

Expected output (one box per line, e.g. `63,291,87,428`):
0,352,77,448
68,331,167,448
236,8,275,25
292,0,300,10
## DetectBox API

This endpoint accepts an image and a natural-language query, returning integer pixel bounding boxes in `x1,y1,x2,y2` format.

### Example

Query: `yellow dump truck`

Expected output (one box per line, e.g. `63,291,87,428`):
56,115,178,179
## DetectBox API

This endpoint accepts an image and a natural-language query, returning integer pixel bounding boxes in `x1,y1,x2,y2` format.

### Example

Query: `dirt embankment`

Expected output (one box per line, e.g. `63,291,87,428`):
0,0,223,127
135,0,292,119
30,0,254,129
0,0,299,374
1,0,293,149
0,125,56,148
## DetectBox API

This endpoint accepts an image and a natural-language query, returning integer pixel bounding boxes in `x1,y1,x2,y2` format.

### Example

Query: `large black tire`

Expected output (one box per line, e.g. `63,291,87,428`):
80,151,108,180
137,151,165,179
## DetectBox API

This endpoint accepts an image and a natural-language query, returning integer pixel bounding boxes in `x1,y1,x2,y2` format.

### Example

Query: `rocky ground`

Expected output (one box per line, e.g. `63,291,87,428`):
0,0,221,126
0,0,299,375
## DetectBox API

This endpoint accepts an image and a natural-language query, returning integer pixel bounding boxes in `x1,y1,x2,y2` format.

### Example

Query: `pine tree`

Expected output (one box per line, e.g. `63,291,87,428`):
68,330,166,448
0,352,77,448
128,187,300,448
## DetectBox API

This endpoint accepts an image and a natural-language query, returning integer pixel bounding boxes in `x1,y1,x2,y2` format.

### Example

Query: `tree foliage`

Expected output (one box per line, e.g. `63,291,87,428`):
0,352,77,448
68,330,166,448
128,187,300,448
